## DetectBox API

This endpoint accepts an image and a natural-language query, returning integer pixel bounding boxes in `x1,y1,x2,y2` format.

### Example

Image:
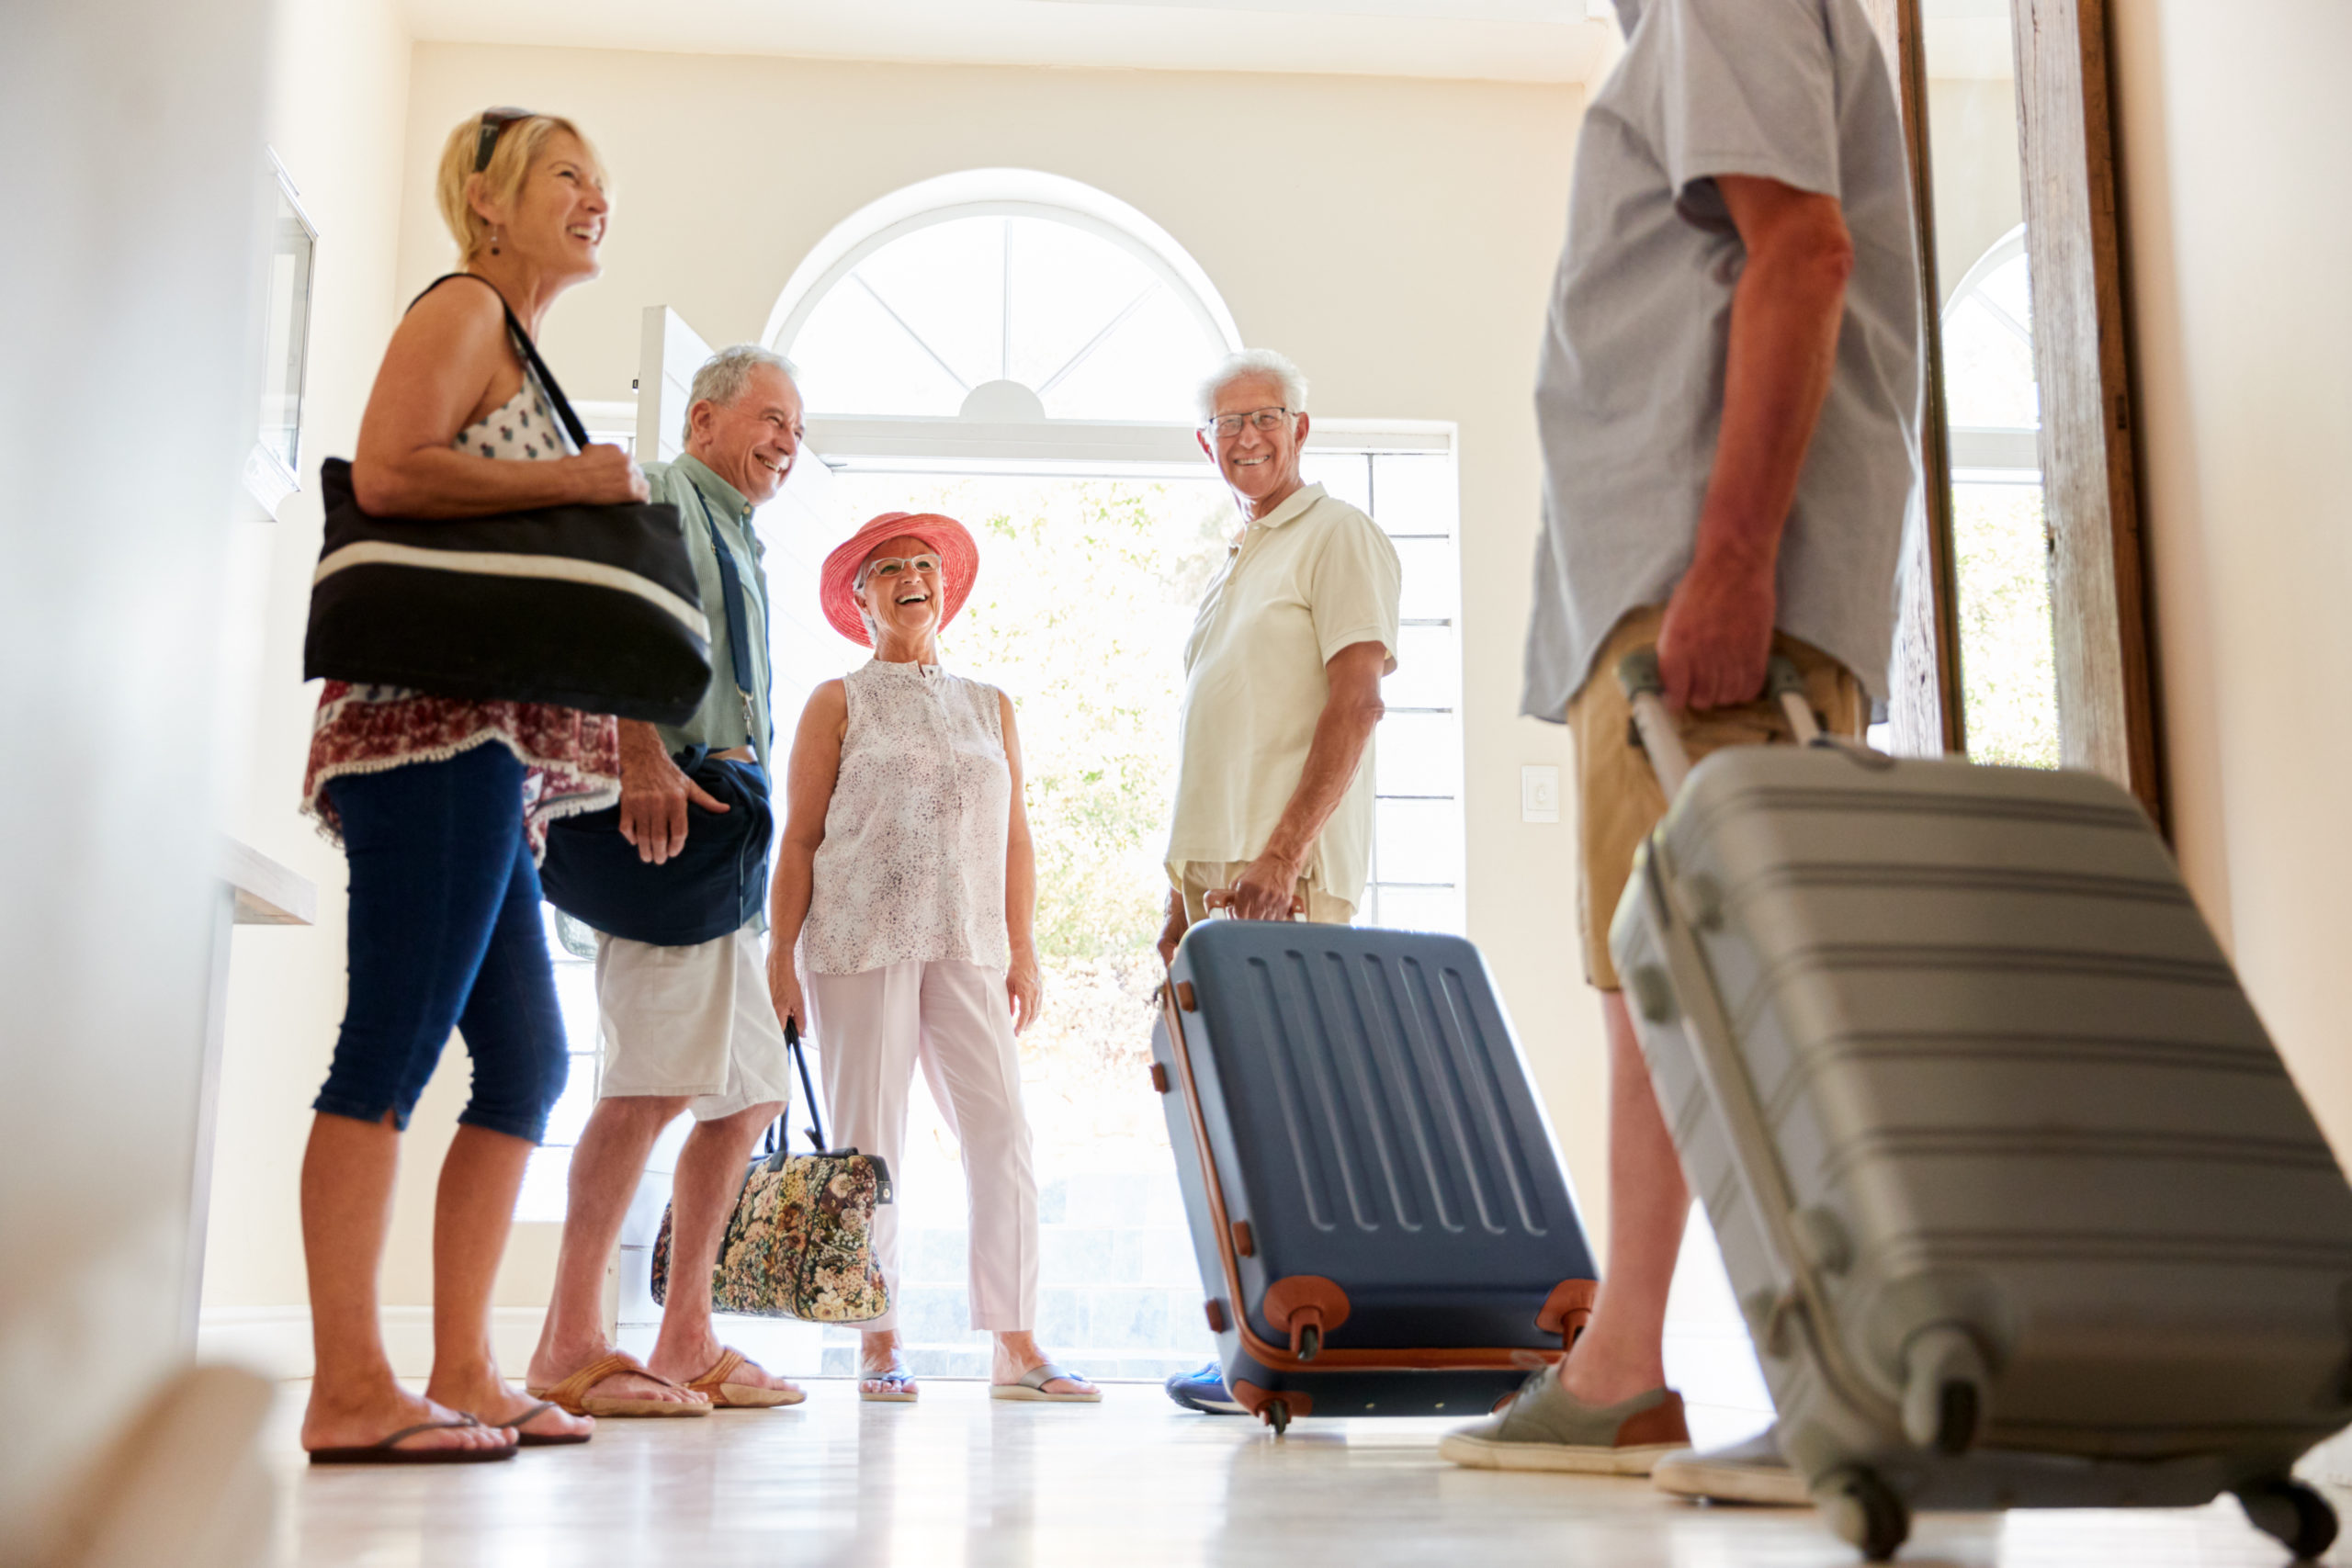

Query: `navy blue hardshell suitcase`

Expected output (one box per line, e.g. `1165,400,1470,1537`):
1153,919,1599,1431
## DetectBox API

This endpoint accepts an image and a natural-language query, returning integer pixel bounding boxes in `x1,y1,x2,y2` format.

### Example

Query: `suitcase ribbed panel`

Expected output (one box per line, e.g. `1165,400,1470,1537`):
1170,924,1595,1355
1616,748,2352,1507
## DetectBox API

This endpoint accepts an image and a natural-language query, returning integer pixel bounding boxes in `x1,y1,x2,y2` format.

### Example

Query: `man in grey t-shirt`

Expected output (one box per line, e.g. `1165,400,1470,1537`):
1439,0,1920,1499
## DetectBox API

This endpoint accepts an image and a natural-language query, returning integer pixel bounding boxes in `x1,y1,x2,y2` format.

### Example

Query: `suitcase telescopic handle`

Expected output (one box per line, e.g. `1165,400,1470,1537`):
1616,647,1826,803
1202,887,1307,921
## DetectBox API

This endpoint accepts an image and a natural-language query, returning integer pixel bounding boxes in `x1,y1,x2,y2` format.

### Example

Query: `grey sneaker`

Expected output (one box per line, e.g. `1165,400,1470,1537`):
1650,1426,1808,1506
1436,1371,1690,1475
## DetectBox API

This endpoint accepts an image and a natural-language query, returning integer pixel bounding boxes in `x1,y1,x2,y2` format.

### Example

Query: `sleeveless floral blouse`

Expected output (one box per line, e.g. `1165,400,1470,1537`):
802,660,1012,976
300,378,620,859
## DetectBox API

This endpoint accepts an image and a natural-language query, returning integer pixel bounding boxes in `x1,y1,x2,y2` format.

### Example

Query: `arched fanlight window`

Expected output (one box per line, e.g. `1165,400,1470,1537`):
1943,225,2039,434
766,171,1240,425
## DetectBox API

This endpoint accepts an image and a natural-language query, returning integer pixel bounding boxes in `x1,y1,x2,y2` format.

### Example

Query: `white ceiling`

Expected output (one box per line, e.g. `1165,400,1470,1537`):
401,0,1618,85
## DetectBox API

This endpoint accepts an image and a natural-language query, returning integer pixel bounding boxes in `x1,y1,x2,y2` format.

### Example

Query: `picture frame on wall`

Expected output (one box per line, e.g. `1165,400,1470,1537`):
243,149,316,517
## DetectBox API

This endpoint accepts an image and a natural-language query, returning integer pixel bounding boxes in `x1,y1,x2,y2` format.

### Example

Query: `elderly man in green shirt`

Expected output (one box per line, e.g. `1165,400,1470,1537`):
527,345,810,1417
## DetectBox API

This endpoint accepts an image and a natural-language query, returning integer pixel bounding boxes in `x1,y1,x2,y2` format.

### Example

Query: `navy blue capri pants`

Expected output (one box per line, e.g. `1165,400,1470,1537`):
315,743,570,1143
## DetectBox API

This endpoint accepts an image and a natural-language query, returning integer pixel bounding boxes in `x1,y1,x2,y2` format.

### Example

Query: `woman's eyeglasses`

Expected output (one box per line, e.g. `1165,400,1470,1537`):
474,107,537,172
862,555,943,584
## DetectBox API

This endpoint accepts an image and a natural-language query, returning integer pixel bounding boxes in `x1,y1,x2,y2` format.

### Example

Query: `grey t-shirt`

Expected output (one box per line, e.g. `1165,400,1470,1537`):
1521,0,1922,716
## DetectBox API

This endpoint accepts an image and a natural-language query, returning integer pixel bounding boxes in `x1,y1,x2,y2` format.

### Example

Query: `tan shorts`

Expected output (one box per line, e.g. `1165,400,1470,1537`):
1567,605,1868,991
594,923,795,1121
1170,861,1356,927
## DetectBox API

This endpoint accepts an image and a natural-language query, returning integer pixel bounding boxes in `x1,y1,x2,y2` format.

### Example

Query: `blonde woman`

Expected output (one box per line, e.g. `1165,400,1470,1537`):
296,108,642,1462
765,513,1097,1405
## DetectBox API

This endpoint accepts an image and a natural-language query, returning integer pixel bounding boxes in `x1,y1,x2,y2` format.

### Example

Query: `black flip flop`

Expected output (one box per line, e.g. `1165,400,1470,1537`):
497,1401,593,1448
309,1416,519,1465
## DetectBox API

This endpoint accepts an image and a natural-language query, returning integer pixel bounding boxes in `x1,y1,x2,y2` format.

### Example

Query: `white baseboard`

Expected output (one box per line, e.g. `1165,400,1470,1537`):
199,1305,548,1382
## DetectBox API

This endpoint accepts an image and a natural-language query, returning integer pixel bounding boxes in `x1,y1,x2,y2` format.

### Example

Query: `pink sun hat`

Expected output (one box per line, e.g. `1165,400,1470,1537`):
820,511,981,648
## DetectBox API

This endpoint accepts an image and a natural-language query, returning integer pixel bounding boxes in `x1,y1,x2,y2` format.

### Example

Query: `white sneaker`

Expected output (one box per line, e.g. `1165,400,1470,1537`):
1650,1427,1808,1506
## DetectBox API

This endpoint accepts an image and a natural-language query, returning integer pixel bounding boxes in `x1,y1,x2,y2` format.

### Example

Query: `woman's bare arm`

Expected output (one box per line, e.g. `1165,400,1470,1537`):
349,279,644,518
1000,690,1043,1033
764,681,849,1029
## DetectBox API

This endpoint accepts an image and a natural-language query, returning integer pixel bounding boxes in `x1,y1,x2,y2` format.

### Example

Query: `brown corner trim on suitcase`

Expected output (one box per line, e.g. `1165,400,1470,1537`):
1158,982,1578,1376
1537,1280,1597,1346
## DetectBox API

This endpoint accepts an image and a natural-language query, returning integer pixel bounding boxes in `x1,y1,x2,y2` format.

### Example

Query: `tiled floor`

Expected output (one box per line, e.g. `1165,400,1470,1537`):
269,1380,2339,1567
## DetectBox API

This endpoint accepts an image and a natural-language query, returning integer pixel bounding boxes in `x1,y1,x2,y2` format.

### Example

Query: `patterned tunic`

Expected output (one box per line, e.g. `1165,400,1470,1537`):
803,660,1012,976
300,378,620,858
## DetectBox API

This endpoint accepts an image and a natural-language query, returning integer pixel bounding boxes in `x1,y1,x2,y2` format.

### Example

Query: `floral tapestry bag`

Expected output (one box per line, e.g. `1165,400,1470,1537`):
650,1021,892,1322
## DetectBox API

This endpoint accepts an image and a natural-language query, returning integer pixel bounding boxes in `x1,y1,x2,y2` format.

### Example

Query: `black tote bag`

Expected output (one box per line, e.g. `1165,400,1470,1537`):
302,275,711,725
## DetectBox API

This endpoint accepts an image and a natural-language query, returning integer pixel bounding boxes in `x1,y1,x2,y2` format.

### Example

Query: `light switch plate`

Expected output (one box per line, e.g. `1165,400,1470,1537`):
1521,764,1561,824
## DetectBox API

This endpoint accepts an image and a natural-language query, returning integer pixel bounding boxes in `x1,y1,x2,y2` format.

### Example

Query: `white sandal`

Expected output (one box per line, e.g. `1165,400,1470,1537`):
858,1361,919,1403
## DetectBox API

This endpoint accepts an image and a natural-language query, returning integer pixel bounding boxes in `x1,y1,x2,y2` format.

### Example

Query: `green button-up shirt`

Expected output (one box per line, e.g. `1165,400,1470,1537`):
647,454,775,775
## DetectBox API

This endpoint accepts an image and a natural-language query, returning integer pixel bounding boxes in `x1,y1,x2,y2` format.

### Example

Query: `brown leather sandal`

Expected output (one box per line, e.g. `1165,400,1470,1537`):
686,1348,806,1409
527,1352,711,1418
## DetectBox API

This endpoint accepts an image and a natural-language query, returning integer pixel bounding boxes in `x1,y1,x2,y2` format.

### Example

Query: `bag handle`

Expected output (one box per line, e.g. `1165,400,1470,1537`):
760,1019,838,1159
409,272,594,454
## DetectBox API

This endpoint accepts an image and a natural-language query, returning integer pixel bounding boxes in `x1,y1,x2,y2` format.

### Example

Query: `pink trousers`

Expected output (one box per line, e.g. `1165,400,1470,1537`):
803,958,1038,1333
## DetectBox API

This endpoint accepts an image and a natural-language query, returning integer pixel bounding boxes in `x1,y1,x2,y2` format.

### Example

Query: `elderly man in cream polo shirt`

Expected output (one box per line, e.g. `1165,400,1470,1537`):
1157,348,1400,1416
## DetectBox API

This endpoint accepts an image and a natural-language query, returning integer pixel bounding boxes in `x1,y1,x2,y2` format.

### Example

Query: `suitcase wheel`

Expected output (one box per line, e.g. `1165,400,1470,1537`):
2235,1478,2338,1561
1811,1467,1908,1562
1265,1400,1291,1437
1900,1325,1989,1455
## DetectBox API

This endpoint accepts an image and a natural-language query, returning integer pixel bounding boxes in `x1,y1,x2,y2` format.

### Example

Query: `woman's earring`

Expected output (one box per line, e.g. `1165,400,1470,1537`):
489,227,502,256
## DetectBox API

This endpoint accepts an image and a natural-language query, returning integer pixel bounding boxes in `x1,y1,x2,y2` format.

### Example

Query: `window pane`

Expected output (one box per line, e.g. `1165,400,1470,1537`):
854,217,1004,389
515,1146,574,1224
1374,797,1462,886
1370,453,1457,535
1953,479,2060,767
550,960,602,1061
1943,293,2041,429
1383,624,1458,711
792,277,967,416
1373,883,1464,935
1038,287,1221,423
1300,452,1369,512
1391,536,1459,623
1374,711,1462,797
1007,218,1166,391
541,1054,599,1149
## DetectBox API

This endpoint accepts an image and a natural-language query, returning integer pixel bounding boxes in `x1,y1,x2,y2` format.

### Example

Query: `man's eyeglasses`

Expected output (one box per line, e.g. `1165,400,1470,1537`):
1202,407,1295,439
474,107,537,172
860,555,943,585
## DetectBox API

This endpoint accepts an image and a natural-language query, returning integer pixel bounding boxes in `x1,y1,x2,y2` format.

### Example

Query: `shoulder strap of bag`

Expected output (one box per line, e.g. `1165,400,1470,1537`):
687,490,766,756
408,272,593,454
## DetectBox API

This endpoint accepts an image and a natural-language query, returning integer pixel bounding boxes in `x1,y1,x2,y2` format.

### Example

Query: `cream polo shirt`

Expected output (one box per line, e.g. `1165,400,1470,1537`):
1166,483,1403,908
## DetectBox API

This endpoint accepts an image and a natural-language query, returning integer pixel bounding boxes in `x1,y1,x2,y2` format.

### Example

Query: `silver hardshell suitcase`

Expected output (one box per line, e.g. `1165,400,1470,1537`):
1609,651,2352,1562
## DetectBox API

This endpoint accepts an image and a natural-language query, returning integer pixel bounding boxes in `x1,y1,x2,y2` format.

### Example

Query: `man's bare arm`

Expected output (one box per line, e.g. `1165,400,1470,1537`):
1224,639,1389,920
1657,174,1854,712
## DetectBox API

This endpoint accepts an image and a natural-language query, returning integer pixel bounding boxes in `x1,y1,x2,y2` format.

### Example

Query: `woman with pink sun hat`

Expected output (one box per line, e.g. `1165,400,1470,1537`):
764,511,1098,1406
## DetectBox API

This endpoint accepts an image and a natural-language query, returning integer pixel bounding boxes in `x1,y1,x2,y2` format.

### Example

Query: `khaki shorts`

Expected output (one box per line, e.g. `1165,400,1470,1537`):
1567,605,1868,991
1170,861,1356,927
594,923,794,1121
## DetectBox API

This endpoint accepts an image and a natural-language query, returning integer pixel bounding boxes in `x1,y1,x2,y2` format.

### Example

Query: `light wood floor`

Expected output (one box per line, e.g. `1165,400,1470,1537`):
269,1380,2336,1566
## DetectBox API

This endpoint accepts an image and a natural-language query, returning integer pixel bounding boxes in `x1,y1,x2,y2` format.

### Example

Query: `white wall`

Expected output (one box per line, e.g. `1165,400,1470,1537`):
0,0,270,1549
2112,3,2352,1156
199,40,1602,1319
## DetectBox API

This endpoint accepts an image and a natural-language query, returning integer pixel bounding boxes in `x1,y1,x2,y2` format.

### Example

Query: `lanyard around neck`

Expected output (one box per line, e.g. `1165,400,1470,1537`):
689,488,767,758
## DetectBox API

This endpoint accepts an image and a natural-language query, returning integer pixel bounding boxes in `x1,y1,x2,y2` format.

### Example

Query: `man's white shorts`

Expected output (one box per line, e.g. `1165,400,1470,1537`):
593,924,793,1122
